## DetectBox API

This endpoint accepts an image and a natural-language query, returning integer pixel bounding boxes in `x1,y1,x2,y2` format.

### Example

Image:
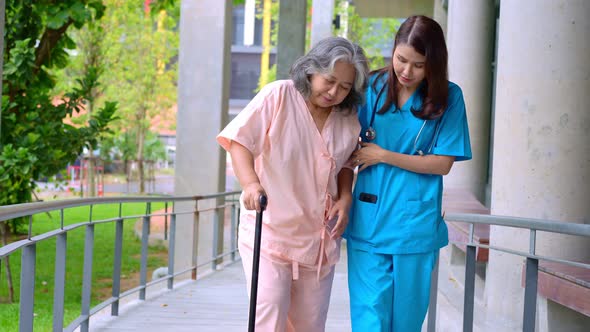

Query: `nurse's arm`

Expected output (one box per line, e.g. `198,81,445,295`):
228,141,266,211
378,152,455,175
354,142,455,175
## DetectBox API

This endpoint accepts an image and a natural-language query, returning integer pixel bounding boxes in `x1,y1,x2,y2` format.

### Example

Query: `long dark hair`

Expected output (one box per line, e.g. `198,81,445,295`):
373,15,448,120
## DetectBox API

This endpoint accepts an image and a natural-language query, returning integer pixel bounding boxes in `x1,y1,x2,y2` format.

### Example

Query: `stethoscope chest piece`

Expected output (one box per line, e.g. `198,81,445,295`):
364,127,376,141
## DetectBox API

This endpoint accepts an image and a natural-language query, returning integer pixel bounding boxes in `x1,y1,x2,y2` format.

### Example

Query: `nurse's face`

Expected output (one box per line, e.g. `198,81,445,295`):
308,60,355,111
392,43,426,90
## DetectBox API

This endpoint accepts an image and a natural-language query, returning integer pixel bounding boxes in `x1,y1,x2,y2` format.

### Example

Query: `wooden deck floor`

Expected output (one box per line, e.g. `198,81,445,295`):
89,252,351,332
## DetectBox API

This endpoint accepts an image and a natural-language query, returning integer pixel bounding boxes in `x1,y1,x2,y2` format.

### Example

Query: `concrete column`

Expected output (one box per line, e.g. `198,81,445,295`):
276,0,307,80
174,0,232,275
336,1,350,39
243,0,255,46
444,0,495,203
485,0,590,329
432,0,447,36
310,0,334,47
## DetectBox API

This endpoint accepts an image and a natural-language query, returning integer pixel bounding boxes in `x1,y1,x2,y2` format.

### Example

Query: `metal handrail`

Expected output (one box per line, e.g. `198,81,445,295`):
2,196,589,332
427,213,590,332
0,192,239,222
0,192,241,332
445,213,590,237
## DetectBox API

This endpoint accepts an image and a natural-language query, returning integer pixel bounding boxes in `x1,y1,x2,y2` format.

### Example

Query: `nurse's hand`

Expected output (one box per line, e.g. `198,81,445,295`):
242,182,267,212
352,142,385,172
327,194,352,239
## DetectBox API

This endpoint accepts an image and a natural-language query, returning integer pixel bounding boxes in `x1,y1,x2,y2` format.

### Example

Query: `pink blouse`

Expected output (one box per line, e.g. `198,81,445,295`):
217,80,360,268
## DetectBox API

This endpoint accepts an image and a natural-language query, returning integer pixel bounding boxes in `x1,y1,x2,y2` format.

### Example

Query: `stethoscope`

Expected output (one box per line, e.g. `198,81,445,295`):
364,84,439,156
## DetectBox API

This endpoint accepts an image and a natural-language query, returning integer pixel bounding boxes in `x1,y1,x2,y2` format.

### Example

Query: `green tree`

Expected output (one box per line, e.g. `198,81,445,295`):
335,1,401,70
98,0,178,193
0,0,117,302
52,2,119,197
1,1,117,211
100,128,167,188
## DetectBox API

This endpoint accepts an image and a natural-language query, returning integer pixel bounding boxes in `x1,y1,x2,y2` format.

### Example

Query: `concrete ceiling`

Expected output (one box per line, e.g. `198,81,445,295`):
352,0,435,18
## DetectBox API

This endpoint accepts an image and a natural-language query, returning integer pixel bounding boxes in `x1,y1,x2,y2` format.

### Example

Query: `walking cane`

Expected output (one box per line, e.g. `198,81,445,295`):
248,194,268,332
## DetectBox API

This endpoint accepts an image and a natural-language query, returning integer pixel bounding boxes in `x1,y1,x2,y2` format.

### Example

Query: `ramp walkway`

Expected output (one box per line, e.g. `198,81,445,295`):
89,252,351,331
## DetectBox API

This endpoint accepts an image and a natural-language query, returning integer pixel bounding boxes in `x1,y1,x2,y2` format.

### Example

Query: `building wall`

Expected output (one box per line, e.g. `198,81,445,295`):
230,47,276,100
230,4,277,102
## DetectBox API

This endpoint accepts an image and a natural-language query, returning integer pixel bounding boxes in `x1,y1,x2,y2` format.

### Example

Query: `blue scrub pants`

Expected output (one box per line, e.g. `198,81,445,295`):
347,247,438,331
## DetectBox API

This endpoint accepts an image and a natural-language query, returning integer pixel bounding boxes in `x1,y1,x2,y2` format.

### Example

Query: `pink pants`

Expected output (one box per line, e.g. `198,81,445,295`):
239,241,336,332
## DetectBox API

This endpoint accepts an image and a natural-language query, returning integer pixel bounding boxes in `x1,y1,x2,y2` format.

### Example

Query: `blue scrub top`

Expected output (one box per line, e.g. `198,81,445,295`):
345,75,472,254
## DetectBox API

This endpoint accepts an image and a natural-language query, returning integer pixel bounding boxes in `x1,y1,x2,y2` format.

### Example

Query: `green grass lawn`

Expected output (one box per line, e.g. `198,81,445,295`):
0,202,168,332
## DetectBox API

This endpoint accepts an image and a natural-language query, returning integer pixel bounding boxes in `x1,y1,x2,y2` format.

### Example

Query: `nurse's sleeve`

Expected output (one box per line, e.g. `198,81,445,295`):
340,87,372,169
432,83,473,161
358,97,370,134
216,83,278,158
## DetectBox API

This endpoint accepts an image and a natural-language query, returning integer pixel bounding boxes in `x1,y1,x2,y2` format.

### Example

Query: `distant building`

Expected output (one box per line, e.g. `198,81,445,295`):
155,4,277,166
229,3,276,119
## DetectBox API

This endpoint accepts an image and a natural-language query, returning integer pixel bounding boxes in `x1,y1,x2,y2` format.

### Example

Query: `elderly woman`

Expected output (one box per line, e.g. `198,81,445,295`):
217,36,368,331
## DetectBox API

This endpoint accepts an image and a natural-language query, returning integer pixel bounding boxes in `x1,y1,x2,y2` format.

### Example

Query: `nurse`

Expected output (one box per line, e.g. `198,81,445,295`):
217,37,369,331
346,15,472,331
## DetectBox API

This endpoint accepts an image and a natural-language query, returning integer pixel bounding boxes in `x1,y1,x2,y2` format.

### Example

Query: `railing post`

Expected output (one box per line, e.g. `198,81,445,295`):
167,209,177,290
463,223,476,332
164,202,169,240
231,202,237,262
139,203,151,300
523,229,538,332
212,208,220,270
212,195,226,270
217,197,226,267
111,218,124,315
27,215,32,240
53,209,66,331
523,257,539,332
427,256,439,332
52,233,67,331
19,243,36,332
191,200,200,280
80,223,95,332
463,245,476,332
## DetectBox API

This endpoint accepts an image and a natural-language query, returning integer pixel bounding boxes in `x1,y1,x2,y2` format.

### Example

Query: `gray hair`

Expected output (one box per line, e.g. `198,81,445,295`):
290,36,369,112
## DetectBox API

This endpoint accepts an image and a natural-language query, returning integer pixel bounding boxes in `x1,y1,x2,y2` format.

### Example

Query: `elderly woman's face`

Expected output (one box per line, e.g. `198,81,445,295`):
308,60,355,111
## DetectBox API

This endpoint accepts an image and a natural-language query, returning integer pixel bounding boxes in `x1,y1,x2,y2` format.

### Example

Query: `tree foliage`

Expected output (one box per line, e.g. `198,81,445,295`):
52,0,179,193
1,0,117,210
96,0,178,192
335,1,401,70
253,0,398,88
